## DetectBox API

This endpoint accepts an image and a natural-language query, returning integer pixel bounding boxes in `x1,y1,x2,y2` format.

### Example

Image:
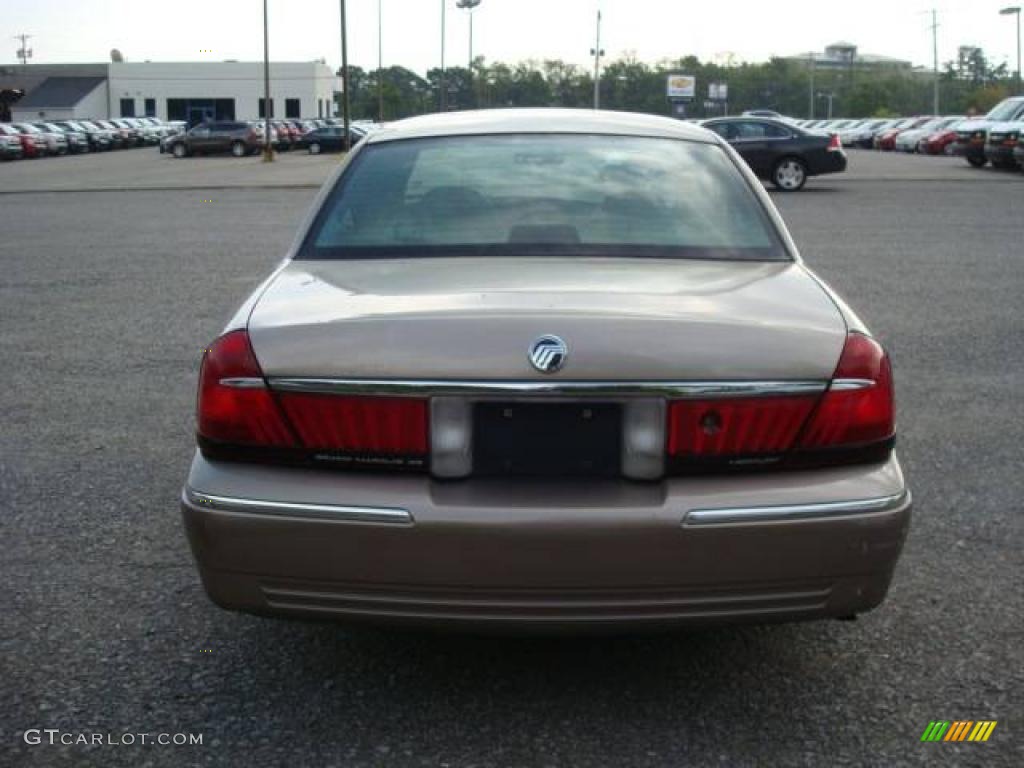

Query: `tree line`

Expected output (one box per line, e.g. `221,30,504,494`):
340,47,1019,121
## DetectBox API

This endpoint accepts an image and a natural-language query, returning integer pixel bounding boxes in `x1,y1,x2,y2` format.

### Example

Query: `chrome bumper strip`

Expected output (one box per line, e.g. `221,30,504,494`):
184,488,413,525
683,490,910,526
268,378,828,400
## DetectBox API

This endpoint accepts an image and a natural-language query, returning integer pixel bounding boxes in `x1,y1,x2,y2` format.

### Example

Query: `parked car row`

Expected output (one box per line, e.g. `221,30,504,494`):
784,95,1024,170
0,117,185,160
162,118,377,158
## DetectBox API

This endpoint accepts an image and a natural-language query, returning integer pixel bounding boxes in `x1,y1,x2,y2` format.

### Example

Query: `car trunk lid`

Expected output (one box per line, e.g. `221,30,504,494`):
247,257,847,381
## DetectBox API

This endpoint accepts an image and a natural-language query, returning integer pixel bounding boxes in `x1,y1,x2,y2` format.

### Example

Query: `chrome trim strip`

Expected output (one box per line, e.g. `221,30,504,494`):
184,488,413,524
683,490,910,526
219,377,266,389
268,378,828,399
830,378,875,391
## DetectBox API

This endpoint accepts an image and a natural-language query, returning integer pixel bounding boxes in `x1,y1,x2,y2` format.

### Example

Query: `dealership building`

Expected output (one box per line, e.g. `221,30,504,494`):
1,60,337,124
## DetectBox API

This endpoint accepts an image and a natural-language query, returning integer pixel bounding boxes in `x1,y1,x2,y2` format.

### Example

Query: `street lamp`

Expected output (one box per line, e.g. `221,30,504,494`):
1000,6,1022,90
339,0,351,151
817,91,835,119
262,0,273,162
590,10,604,109
456,0,482,109
378,0,384,122
439,0,447,111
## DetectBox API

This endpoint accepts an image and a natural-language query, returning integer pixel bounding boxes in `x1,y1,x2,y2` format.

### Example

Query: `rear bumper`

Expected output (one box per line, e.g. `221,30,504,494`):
181,452,911,631
810,151,847,176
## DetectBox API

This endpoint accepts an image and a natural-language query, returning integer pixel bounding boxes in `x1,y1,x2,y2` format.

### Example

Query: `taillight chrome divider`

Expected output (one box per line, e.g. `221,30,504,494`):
829,378,875,392
268,378,828,400
219,377,267,389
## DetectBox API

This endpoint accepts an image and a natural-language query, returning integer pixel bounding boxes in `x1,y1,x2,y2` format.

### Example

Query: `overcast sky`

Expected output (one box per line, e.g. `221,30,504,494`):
3,0,1021,75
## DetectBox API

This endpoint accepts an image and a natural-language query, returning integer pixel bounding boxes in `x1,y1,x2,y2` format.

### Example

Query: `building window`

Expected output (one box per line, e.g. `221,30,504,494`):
318,99,324,118
285,98,300,118
144,98,156,117
120,98,135,117
167,98,236,127
258,98,274,118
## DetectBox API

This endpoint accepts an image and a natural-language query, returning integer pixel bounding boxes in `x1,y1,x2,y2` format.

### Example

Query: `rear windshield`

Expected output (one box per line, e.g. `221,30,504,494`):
299,134,787,261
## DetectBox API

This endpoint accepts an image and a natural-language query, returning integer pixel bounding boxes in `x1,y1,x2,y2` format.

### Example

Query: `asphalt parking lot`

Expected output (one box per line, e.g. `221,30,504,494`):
2,149,1022,767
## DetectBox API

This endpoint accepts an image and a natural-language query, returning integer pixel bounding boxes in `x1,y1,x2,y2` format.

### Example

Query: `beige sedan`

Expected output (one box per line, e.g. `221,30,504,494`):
181,109,910,631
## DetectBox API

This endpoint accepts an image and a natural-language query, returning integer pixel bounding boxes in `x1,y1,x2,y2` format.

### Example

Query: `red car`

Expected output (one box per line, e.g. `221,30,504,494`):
920,126,963,155
0,123,46,157
875,116,934,151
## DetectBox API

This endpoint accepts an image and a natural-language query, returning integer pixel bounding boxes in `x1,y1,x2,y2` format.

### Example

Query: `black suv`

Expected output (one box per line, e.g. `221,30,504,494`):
165,121,264,158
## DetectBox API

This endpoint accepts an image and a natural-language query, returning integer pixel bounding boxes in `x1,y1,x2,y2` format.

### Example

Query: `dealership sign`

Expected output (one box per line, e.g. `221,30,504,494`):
666,74,696,100
708,83,728,101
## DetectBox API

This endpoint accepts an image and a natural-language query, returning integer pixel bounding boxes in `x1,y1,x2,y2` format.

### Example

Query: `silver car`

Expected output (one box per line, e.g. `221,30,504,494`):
181,109,911,631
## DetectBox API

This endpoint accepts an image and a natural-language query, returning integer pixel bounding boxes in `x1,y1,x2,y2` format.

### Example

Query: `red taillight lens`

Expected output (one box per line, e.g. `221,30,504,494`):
197,330,295,447
278,393,428,455
667,396,818,458
798,333,894,449
828,133,842,151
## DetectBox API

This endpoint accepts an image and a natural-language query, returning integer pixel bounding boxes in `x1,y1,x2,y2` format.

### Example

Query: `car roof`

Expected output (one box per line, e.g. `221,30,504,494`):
365,108,717,145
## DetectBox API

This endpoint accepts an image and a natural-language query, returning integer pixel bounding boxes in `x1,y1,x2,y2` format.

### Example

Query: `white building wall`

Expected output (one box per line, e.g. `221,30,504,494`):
11,106,72,121
107,61,335,122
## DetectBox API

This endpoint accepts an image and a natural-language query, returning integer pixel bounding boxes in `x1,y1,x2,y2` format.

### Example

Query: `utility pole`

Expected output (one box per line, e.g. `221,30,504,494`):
439,0,447,111
262,0,274,162
593,11,600,110
930,9,940,114
340,0,351,151
14,34,33,66
378,0,384,122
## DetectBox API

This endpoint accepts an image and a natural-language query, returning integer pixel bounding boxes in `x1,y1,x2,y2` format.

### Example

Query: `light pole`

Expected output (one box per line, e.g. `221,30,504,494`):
378,0,384,122
817,91,835,119
339,0,351,151
262,0,273,162
456,0,481,109
590,10,604,109
808,52,815,119
439,0,447,111
1001,6,1022,90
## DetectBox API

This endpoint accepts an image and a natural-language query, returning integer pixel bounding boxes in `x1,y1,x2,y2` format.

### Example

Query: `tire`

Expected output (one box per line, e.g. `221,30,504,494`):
309,142,321,155
771,157,807,191
966,155,986,168
172,143,187,159
231,140,247,158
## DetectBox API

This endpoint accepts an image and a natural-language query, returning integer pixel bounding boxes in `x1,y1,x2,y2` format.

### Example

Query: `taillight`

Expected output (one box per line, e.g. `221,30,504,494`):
667,396,817,458
197,330,295,447
277,393,428,455
196,330,428,467
665,332,895,470
797,332,894,450
827,133,842,151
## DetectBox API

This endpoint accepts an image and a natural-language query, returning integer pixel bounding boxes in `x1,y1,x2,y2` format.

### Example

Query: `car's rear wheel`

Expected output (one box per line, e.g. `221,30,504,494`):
172,143,186,159
772,157,807,191
966,155,986,168
309,142,322,155
231,141,246,158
